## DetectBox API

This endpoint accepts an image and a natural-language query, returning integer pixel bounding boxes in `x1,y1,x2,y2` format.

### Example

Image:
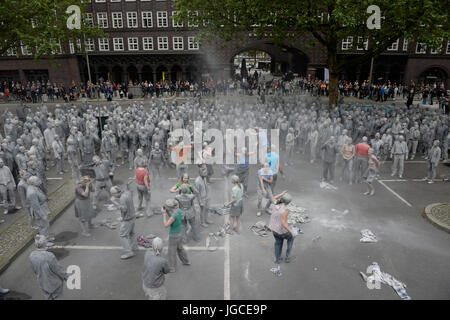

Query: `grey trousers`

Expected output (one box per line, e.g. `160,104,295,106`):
341,158,353,183
257,186,273,210
409,140,418,158
181,216,199,242
392,154,405,176
92,179,112,207
119,219,137,254
355,156,368,182
168,234,189,271
427,162,438,181
136,185,151,215
236,166,249,193
35,217,50,238
143,283,167,300
0,182,16,207
150,163,163,181
55,155,64,173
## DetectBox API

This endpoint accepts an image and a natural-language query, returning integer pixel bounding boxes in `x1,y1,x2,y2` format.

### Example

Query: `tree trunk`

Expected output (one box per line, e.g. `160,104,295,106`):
327,50,339,108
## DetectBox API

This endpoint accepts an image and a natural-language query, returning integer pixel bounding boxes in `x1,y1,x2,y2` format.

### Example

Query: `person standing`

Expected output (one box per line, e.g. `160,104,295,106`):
110,186,137,260
256,163,274,217
265,144,283,193
52,134,65,175
425,140,441,184
162,199,190,273
136,161,152,217
0,158,20,214
268,191,296,264
142,237,170,300
195,165,211,227
175,184,199,243
225,175,243,234
235,147,255,198
29,235,68,300
355,137,370,183
391,135,408,178
363,148,380,196
321,136,339,184
340,138,355,184
74,176,96,237
27,176,54,245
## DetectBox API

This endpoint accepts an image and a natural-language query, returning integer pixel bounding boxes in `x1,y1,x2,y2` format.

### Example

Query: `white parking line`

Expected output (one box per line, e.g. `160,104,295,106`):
168,177,223,181
377,180,413,207
52,245,224,251
224,235,231,300
378,179,408,182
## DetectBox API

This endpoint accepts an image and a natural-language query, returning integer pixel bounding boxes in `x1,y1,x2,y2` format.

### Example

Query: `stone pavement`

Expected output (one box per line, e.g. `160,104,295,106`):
423,203,450,233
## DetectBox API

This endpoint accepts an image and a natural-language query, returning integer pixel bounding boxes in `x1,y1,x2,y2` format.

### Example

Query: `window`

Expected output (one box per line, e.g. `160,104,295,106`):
142,37,154,50
387,39,399,51
85,13,94,27
112,12,123,28
85,38,95,51
98,38,109,51
142,11,153,28
447,41,450,54
173,37,183,50
69,41,75,54
111,0,121,2
188,11,198,27
157,11,168,28
128,37,139,51
95,0,105,2
356,37,368,50
172,11,183,27
7,47,17,56
416,43,426,54
341,37,353,50
51,41,62,54
157,37,168,50
430,38,443,54
188,36,199,50
113,38,124,51
97,12,108,28
21,43,32,55
403,38,408,51
127,12,138,28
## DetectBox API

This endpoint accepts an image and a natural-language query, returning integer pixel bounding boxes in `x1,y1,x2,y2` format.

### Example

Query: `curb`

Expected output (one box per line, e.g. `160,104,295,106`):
0,179,75,274
422,203,450,233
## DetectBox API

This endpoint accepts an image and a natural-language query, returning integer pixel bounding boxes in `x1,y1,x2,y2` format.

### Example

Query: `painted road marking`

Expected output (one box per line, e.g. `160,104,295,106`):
377,180,413,207
168,177,223,181
378,179,408,182
47,177,64,180
52,245,225,251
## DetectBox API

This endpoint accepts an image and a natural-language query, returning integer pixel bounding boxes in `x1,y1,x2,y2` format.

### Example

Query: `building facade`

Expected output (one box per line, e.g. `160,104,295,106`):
0,0,449,87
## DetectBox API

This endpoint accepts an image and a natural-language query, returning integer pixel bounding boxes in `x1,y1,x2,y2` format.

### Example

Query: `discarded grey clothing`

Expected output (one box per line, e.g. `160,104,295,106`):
142,250,170,289
29,249,68,300
360,229,378,243
257,186,273,211
360,262,411,300
250,221,271,237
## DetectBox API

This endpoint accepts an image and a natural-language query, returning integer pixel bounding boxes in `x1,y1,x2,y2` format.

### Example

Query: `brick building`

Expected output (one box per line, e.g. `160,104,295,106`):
0,0,449,87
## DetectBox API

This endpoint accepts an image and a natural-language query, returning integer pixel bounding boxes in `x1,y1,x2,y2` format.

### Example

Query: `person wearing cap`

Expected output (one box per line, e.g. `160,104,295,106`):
29,235,68,300
268,191,296,264
162,199,190,272
142,237,170,300
390,135,408,178
75,176,96,236
110,186,137,260
363,148,380,196
225,175,244,234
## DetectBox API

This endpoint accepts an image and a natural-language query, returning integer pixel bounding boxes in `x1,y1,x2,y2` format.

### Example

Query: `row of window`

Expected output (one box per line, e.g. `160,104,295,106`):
6,36,198,56
84,36,198,52
341,37,450,54
88,10,196,29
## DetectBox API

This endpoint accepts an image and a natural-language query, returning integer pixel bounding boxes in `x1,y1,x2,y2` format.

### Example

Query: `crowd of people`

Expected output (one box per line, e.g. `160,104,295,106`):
0,87,449,299
2,75,448,113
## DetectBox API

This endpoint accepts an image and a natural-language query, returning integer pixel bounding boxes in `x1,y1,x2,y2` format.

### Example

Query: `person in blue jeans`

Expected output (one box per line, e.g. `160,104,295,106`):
268,191,296,264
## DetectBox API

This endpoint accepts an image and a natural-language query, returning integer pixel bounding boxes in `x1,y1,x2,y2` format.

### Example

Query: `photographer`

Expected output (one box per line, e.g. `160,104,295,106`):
162,199,190,273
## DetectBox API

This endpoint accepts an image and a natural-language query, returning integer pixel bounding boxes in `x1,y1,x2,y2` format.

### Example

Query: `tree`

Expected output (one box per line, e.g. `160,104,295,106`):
174,0,449,107
0,0,103,59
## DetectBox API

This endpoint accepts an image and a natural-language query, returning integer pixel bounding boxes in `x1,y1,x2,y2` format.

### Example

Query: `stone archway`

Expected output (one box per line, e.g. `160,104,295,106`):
97,66,109,83
418,66,448,85
141,65,153,83
185,65,198,82
171,65,183,82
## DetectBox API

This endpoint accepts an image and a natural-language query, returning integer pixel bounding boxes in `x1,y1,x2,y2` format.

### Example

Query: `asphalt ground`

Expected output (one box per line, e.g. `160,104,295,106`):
1,150,449,300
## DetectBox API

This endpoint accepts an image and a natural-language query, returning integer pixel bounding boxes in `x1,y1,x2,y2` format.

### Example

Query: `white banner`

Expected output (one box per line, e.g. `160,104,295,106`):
324,68,329,82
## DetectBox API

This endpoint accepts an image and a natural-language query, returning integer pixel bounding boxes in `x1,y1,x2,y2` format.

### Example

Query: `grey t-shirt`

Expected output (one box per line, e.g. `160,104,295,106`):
142,251,170,288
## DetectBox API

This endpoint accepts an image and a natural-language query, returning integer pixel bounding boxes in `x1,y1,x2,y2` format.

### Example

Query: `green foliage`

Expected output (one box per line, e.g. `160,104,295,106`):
174,0,449,71
0,0,104,58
